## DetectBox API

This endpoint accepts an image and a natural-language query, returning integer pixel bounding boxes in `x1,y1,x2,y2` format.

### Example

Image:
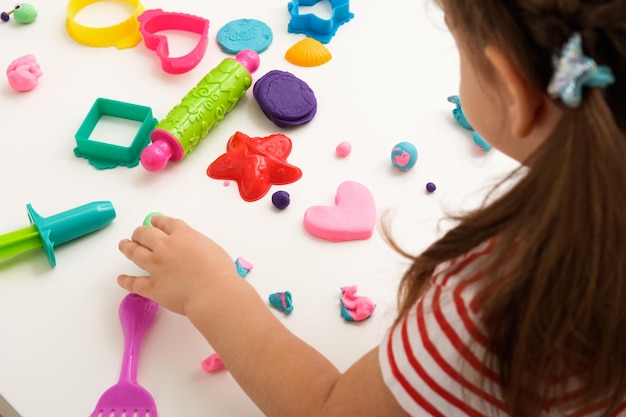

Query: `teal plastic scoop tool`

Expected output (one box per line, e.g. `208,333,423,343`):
0,201,116,267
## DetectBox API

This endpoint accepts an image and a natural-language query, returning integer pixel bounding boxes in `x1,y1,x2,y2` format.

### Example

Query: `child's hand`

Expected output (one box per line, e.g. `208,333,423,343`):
117,215,238,315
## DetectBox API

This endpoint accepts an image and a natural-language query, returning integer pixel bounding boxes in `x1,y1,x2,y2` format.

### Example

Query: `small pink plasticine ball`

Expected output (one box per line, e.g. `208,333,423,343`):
6,54,42,92
336,141,352,158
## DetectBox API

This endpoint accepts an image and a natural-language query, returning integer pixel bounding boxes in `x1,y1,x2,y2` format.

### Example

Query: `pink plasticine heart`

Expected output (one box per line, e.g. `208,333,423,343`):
303,181,376,242
138,9,210,74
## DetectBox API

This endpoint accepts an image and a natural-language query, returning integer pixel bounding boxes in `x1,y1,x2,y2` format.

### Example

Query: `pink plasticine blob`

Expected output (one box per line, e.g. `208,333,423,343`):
341,285,376,321
6,54,42,92
236,257,253,270
201,353,226,372
303,181,376,242
393,149,411,167
335,141,352,158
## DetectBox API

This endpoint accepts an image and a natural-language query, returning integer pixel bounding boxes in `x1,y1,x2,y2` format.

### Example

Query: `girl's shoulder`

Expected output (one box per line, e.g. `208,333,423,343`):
431,238,497,289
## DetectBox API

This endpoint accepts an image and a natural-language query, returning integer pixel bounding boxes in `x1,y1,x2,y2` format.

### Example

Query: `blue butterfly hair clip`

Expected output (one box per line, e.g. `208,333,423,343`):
547,32,615,108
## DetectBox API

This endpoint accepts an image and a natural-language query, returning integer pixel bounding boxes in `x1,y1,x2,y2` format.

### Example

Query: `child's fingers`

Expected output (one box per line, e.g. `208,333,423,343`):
117,274,154,298
151,215,189,234
130,225,167,249
118,238,155,271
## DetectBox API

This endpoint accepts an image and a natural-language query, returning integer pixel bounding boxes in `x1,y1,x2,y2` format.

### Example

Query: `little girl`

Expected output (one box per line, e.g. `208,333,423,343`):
117,0,626,415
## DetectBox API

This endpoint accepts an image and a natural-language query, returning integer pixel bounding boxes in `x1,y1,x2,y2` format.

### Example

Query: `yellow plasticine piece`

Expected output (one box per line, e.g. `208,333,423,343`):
285,37,332,67
66,0,144,49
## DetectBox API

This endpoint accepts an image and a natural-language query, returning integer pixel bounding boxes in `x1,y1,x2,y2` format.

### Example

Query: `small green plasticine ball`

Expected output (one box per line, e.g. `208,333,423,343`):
143,212,164,226
13,3,37,24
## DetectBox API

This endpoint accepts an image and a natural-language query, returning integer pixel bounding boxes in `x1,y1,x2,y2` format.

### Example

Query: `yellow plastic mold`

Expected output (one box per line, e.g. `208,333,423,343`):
66,0,144,48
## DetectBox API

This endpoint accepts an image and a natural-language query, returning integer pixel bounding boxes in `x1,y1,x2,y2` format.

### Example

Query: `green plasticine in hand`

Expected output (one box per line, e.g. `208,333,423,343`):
140,50,261,172
142,212,163,226
0,201,116,267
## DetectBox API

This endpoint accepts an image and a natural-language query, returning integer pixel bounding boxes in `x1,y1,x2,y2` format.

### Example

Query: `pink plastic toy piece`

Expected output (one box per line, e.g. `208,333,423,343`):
6,54,42,92
88,293,159,417
138,9,210,74
201,353,226,372
233,48,261,73
303,181,376,242
340,285,376,322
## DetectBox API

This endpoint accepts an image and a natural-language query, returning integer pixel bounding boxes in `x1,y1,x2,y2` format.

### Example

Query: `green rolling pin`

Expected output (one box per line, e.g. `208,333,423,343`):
140,49,260,172
0,201,116,267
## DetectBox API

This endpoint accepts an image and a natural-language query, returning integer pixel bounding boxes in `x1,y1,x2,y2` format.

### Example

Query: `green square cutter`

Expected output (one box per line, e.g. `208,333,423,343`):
0,201,116,267
74,98,157,169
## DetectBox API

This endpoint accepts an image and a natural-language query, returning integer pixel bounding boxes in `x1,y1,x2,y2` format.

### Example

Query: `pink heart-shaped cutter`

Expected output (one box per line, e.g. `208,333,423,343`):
138,9,210,74
303,181,376,242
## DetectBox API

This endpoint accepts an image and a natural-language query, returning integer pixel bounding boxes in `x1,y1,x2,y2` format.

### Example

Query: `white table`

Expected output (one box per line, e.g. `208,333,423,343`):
0,1,518,415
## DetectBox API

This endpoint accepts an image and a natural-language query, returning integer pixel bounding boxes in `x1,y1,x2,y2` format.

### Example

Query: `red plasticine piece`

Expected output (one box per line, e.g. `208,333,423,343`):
138,9,210,74
207,131,302,202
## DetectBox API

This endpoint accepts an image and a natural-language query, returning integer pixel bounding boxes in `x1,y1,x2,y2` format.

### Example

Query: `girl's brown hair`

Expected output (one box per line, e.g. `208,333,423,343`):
386,0,626,415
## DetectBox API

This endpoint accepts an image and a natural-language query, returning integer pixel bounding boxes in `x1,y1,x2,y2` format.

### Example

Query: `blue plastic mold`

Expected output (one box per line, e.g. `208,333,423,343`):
287,0,354,44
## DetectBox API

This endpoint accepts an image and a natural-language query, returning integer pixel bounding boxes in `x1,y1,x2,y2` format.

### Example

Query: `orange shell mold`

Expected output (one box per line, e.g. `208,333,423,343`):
285,37,332,67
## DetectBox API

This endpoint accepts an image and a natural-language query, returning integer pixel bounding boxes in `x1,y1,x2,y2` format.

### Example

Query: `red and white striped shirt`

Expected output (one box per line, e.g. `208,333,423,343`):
379,241,626,417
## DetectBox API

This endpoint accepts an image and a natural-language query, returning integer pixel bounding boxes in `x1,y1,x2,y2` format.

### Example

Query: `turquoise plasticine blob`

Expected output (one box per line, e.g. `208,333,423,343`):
391,141,418,171
217,19,273,54
340,304,355,321
234,256,254,278
269,291,293,314
447,95,492,152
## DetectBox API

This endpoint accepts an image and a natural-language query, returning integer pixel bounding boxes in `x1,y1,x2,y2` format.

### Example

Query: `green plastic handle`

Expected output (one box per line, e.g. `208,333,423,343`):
0,225,42,260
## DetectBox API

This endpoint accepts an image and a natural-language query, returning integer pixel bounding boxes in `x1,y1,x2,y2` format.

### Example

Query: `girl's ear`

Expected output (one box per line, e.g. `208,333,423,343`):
484,45,544,139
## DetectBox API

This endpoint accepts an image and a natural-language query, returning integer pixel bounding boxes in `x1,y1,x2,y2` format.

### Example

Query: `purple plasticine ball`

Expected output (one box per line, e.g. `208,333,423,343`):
1,11,9,22
272,190,291,210
426,182,437,193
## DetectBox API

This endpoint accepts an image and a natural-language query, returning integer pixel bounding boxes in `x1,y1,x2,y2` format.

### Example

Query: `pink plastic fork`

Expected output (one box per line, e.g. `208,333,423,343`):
89,293,159,417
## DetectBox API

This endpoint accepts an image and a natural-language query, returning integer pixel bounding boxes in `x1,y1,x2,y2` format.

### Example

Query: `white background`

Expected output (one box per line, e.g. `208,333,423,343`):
0,0,519,415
